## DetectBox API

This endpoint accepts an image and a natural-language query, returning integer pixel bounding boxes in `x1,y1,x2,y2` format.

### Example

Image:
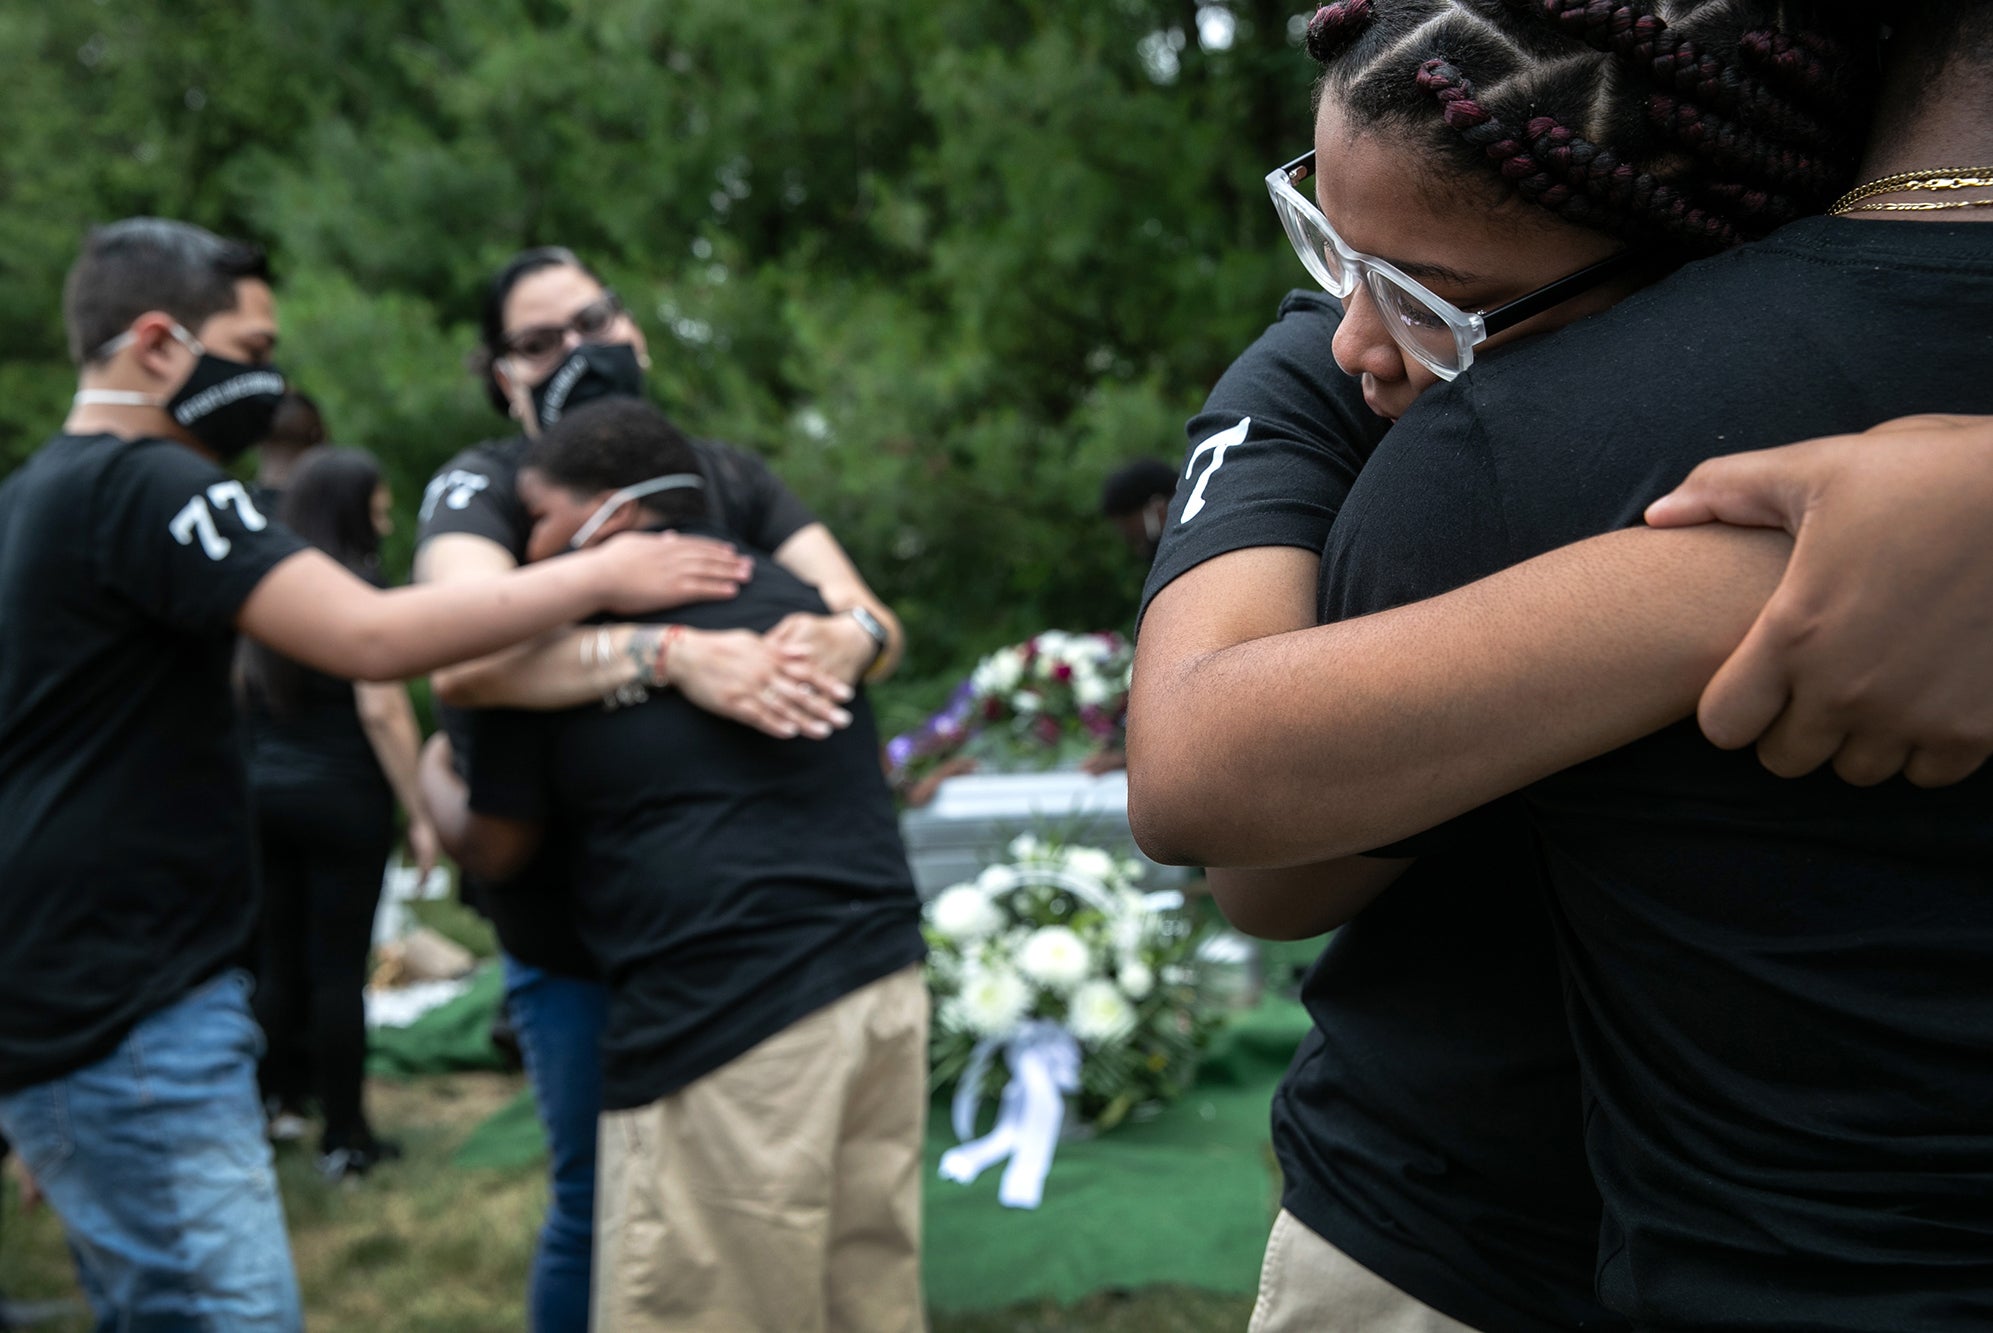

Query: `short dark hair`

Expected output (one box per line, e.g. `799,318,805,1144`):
1100,458,1178,518
469,246,609,415
524,397,708,527
63,218,270,367
259,391,327,451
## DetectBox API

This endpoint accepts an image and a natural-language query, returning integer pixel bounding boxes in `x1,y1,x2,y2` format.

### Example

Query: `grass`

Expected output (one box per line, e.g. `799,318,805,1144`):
1,1071,1255,1332
2,886,1305,1329
3,1074,540,1333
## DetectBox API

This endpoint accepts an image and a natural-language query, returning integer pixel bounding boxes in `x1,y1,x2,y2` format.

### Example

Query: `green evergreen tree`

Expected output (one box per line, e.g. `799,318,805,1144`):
0,0,1319,699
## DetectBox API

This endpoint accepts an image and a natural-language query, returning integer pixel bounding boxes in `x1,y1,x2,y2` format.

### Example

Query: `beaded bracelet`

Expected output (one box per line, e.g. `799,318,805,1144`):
582,625,648,711
582,624,687,711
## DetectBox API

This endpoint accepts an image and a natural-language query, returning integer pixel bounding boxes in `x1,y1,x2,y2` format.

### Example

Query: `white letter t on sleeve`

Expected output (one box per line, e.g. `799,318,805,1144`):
1180,417,1250,522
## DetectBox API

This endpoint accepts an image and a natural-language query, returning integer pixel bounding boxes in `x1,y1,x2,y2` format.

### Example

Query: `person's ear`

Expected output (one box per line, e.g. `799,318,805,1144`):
494,358,537,435
593,500,643,541
128,313,190,381
629,325,652,372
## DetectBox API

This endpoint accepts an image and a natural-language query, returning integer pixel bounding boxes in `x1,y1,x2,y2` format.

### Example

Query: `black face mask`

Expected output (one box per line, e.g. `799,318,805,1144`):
529,342,645,431
76,322,286,461
168,351,288,461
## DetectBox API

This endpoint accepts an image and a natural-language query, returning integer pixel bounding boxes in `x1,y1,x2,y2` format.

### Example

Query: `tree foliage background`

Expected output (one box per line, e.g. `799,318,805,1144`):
0,0,1320,705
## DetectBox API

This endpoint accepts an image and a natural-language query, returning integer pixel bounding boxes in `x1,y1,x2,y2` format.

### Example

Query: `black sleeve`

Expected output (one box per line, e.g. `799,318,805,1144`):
92,442,307,633
1139,292,1388,625
1317,385,1524,860
416,446,530,562
699,440,817,554
467,709,557,821
1318,385,1517,624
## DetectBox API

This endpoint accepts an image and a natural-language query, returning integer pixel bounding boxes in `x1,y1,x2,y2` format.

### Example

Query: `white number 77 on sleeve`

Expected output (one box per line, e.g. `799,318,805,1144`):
169,482,268,561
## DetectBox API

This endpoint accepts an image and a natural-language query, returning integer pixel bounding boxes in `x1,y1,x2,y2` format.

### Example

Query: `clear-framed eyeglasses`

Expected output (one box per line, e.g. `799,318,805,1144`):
1266,150,1638,381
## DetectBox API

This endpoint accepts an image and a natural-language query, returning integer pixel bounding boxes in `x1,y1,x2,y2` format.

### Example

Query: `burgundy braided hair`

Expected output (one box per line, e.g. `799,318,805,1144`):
1513,0,1838,149
1415,56,1743,250
1307,0,1870,256
1306,0,1378,63
1737,26,1849,112
1645,93,1839,194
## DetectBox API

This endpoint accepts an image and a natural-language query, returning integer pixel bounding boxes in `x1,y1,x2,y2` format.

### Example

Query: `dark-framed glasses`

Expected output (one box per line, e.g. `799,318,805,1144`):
1266,151,1637,380
501,290,626,362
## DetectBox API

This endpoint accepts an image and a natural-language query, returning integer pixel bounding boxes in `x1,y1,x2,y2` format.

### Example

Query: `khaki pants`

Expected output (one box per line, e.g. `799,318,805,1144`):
593,965,929,1333
1249,1210,1484,1333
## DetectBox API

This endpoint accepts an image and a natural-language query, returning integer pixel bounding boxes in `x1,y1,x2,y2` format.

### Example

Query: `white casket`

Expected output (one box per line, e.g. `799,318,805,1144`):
899,769,1195,898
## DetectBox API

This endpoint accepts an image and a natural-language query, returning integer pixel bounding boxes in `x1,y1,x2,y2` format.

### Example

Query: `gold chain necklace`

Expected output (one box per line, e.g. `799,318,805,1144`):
1829,166,1993,216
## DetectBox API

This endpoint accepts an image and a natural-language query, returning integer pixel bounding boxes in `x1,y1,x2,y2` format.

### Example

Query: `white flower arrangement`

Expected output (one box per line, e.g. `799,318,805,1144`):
946,964,1033,1037
969,645,1027,698
1017,925,1092,992
923,833,1220,1132
1066,979,1138,1045
928,885,1005,943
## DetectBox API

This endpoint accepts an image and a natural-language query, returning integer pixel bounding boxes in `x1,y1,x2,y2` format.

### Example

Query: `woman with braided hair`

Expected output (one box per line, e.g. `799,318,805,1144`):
1285,0,1869,422
1130,2,1993,1330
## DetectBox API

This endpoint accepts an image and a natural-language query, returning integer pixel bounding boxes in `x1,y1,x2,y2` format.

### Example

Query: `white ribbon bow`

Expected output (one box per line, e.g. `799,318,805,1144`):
937,1020,1082,1209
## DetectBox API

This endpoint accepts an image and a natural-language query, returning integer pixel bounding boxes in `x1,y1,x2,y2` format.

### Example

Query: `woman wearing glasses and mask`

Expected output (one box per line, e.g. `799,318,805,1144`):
1132,4,1993,1331
413,247,902,1333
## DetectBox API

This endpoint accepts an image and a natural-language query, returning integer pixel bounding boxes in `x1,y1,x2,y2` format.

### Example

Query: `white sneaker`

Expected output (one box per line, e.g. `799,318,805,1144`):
268,1111,310,1143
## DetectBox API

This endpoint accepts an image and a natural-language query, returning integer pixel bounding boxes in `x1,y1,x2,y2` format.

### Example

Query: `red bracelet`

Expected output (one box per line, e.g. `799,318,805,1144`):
652,624,686,688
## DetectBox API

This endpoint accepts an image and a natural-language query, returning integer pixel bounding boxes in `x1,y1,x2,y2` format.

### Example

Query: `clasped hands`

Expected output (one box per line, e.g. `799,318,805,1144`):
622,531,875,741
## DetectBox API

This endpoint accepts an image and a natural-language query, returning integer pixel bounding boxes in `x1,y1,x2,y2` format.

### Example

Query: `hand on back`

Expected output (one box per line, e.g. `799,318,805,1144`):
1647,414,1993,787
591,530,748,613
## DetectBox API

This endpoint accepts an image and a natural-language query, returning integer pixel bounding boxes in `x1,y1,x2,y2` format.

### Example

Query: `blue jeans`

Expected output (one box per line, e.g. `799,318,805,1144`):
503,955,607,1333
0,969,302,1332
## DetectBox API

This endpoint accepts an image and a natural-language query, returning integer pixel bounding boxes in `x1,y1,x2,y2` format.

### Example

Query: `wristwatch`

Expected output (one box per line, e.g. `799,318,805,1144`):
846,606,890,675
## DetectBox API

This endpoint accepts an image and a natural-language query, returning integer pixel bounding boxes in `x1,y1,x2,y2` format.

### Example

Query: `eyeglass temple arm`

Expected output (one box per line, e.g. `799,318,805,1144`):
1274,150,1317,185
1479,251,1642,335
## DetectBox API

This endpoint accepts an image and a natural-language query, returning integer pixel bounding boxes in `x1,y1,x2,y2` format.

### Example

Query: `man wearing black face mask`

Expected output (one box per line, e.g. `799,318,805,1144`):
0,221,308,1329
0,219,737,1332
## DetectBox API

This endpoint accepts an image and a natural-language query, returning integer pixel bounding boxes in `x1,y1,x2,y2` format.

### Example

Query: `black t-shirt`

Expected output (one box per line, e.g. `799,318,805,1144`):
469,545,925,1111
415,429,819,979
1139,290,1388,620
0,433,305,1092
242,569,390,795
1138,293,1618,1333
243,666,387,794
418,432,817,563
1323,216,1993,1331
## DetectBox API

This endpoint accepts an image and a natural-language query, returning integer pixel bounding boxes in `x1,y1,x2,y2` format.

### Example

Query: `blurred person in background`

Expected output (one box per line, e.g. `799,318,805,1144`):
430,397,927,1333
0,216,721,1333
415,244,900,1333
1098,457,1178,563
238,445,438,1181
250,390,327,506
901,456,1172,800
